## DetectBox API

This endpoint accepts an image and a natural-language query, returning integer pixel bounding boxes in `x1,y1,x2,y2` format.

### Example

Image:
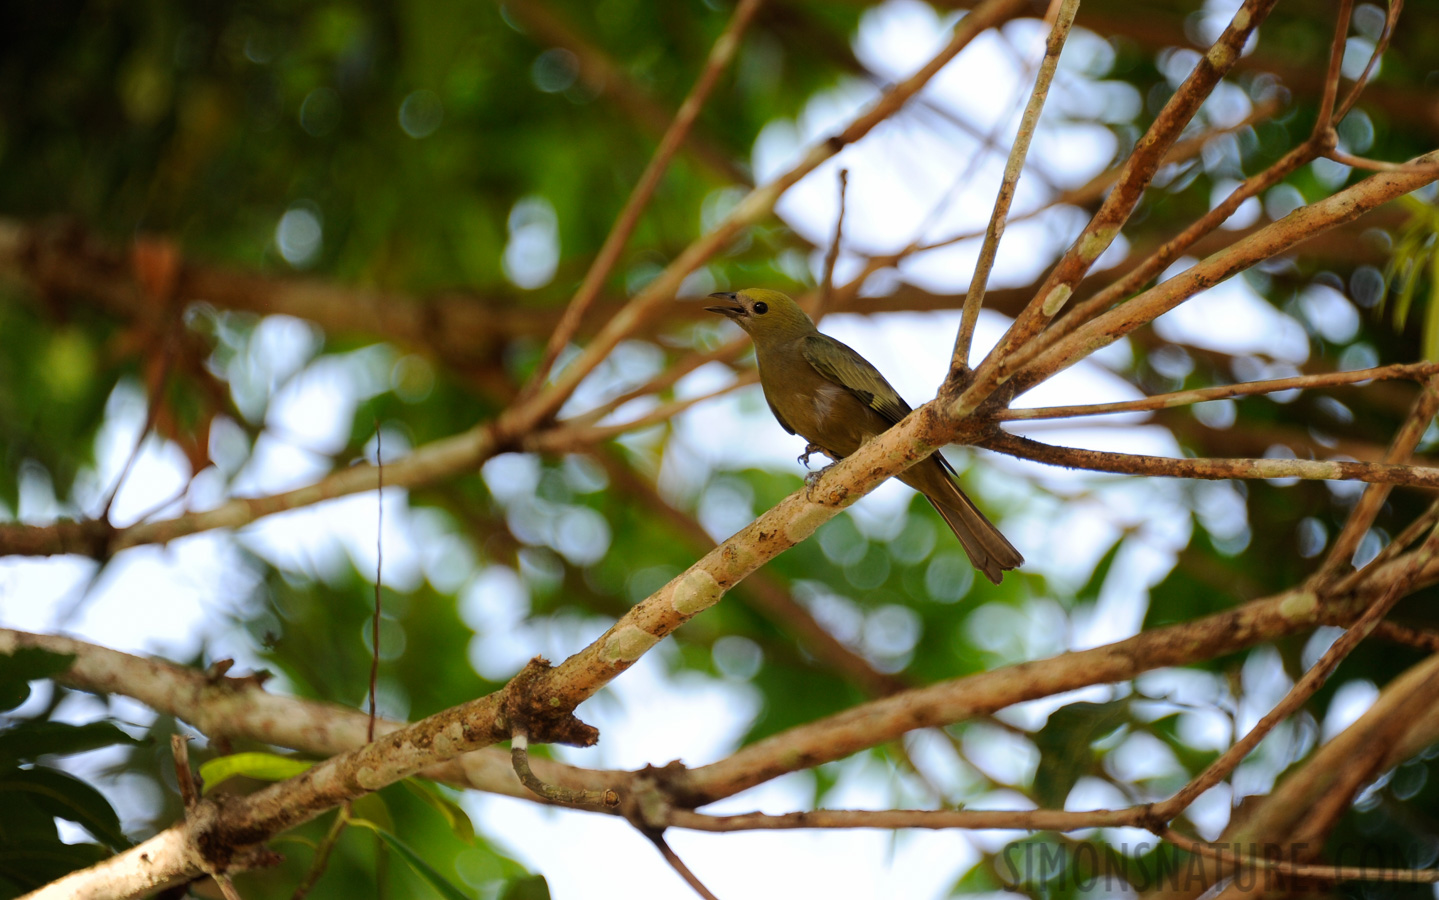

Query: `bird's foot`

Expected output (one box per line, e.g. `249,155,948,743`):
797,443,830,469
804,458,839,499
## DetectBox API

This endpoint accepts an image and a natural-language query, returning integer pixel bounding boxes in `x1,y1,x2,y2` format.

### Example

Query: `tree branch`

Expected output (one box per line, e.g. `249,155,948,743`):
951,0,1078,370
958,0,1281,414
669,546,1438,807
523,0,764,396
998,361,1439,421
1013,149,1439,392
985,430,1439,489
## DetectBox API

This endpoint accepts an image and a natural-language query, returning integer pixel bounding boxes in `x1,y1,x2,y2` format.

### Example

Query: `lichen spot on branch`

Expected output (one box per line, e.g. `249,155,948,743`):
671,567,721,616
431,720,466,757
357,766,386,791
1207,21,1245,67
1279,589,1318,621
785,501,833,544
1078,227,1119,265
602,624,660,664
1041,283,1074,317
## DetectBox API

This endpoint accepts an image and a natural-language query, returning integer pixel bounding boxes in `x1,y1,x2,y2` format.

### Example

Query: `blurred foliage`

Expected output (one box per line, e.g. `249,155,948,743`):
3,0,1439,896
0,650,137,896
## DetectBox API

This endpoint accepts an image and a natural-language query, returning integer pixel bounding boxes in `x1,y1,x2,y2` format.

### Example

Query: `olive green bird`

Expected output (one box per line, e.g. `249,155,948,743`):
707,288,1022,584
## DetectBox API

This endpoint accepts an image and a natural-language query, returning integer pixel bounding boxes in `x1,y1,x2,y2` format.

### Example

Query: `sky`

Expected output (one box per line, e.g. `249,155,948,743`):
0,1,1389,897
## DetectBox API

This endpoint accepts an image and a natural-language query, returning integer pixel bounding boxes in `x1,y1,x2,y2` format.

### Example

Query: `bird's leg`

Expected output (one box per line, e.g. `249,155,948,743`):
797,443,829,470
799,444,840,497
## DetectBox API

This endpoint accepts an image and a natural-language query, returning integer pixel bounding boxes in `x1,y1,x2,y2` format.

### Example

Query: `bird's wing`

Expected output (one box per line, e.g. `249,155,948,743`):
800,333,913,426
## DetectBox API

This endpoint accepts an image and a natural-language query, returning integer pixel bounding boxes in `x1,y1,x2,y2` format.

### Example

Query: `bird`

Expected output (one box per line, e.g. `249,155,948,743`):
706,288,1022,584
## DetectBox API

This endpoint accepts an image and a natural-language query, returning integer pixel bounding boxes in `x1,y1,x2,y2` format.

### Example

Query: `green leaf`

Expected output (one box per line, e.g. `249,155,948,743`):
403,779,476,843
950,857,1006,895
1031,700,1130,809
1075,535,1125,605
351,792,395,835
1426,238,1439,362
0,838,110,889
350,819,472,900
0,721,141,765
499,875,552,900
0,766,128,850
0,649,76,712
198,752,312,792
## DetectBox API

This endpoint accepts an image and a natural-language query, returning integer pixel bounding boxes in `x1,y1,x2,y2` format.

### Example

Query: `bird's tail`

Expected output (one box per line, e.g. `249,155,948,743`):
924,488,1023,586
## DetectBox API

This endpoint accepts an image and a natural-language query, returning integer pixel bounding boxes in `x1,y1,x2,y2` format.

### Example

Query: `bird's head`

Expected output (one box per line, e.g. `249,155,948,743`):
705,289,815,342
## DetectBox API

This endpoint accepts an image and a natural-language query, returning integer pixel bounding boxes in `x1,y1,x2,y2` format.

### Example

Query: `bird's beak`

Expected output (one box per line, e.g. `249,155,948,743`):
705,291,746,319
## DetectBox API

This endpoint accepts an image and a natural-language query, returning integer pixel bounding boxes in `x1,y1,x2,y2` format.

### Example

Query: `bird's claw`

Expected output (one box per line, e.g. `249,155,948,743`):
803,456,839,500
797,443,828,469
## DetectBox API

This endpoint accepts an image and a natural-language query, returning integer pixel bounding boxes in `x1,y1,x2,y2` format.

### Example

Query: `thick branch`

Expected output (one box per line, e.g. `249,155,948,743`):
21,384,962,895
669,549,1436,806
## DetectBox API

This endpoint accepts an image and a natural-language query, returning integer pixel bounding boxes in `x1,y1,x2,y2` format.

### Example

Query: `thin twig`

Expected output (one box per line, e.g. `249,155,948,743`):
1014,0,1403,385
1314,0,1355,135
1327,149,1439,174
291,804,352,900
1320,376,1439,580
1331,499,1439,596
812,168,849,323
1161,827,1439,885
1288,664,1439,848
891,98,1280,261
521,0,764,399
99,326,180,522
531,373,757,453
951,0,1079,371
985,431,1439,490
1367,620,1439,652
668,805,1144,832
1150,529,1439,822
958,0,1280,416
509,732,618,809
1334,0,1403,121
369,422,383,743
503,0,1030,437
1008,141,1315,379
171,734,198,809
999,360,1439,420
1012,149,1439,391
648,834,722,900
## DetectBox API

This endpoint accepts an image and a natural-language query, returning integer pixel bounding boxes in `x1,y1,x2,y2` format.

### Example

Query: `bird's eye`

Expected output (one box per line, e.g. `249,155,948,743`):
753,301,769,315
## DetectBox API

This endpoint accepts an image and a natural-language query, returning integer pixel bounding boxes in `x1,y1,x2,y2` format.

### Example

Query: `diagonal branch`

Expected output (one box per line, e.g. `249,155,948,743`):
1320,376,1439,579
1148,523,1439,822
20,374,966,897
504,0,1031,438
669,543,1439,807
951,0,1078,370
498,0,750,185
1013,149,1439,392
523,0,764,398
955,0,1281,415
